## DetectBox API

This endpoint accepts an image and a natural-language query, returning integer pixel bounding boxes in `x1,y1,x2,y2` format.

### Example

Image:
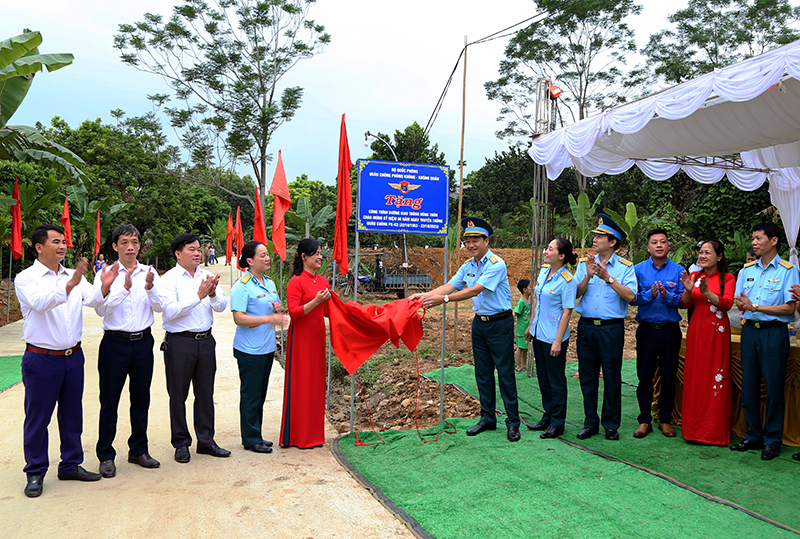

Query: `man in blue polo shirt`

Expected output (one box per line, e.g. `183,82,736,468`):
734,222,798,461
412,217,520,442
573,214,636,441
630,228,685,439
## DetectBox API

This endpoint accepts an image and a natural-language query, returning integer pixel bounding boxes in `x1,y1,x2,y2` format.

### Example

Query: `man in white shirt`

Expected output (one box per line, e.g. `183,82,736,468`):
157,233,228,462
16,224,115,497
94,224,162,478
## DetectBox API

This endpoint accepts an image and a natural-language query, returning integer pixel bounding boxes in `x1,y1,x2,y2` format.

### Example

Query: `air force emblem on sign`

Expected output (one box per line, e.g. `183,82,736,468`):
388,180,421,194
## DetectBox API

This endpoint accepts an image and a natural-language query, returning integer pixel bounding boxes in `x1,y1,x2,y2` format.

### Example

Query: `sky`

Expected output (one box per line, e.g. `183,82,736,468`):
2,0,686,189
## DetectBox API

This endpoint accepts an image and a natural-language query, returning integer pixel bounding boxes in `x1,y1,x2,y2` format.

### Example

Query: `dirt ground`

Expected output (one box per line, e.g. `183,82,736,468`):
0,278,22,327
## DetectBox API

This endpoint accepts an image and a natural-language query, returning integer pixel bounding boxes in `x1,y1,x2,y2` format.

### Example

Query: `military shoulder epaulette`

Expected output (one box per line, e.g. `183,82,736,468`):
541,263,551,268
779,260,794,269
578,257,588,263
743,260,758,268
240,274,252,284
489,255,498,263
618,258,633,266
560,270,573,282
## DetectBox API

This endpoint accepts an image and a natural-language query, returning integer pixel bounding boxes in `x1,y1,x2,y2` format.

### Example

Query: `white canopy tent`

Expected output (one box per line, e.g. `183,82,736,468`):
529,39,800,266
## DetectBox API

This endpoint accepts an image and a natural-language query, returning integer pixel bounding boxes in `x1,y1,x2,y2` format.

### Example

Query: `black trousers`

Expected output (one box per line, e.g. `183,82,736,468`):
164,333,217,448
531,338,568,429
577,319,624,431
471,315,520,428
96,332,155,461
635,324,681,425
234,349,274,447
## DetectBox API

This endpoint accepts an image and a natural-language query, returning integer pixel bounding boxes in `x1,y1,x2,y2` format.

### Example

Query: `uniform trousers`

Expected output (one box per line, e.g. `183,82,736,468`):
635,323,681,425
234,349,274,447
96,331,155,461
531,338,568,429
164,332,217,448
21,348,85,478
471,314,520,428
740,324,789,448
577,319,624,431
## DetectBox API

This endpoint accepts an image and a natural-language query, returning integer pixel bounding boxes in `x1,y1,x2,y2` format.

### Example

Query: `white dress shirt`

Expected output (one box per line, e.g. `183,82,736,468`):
16,259,104,349
156,264,227,333
94,262,162,332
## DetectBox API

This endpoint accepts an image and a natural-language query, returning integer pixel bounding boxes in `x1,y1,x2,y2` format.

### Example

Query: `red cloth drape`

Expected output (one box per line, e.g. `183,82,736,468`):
333,114,352,275
93,209,101,257
269,150,291,262
253,186,267,244
225,212,233,264
10,176,22,260
328,294,423,375
60,196,72,248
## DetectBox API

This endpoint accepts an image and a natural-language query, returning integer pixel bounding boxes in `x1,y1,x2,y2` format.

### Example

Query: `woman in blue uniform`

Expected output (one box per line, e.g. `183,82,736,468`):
230,241,288,454
526,238,577,439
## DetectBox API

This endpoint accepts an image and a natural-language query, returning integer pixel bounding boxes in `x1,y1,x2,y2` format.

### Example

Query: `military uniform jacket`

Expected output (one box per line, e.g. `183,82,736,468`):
735,255,799,324
573,252,636,319
448,249,512,315
230,271,280,355
529,265,577,344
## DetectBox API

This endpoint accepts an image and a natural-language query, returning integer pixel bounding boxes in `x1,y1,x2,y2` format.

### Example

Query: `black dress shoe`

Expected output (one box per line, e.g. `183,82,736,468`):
128,453,160,468
175,445,191,463
507,426,521,442
528,419,549,431
730,439,764,452
761,446,780,461
197,443,231,457
577,427,599,440
466,421,497,436
244,442,273,454
24,475,43,498
263,440,274,447
793,452,800,461
99,460,116,478
605,429,620,441
540,426,564,439
57,466,102,481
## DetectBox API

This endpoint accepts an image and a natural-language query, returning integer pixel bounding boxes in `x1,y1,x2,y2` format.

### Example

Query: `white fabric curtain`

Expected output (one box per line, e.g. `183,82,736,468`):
769,181,800,267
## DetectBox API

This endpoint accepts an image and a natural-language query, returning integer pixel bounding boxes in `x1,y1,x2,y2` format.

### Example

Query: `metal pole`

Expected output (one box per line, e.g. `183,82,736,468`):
327,260,336,411
6,251,11,325
349,231,360,434
453,37,468,352
280,261,285,368
439,233,449,424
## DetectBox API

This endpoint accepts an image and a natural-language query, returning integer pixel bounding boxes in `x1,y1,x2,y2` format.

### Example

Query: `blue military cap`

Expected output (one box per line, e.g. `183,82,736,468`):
591,213,626,241
461,216,493,237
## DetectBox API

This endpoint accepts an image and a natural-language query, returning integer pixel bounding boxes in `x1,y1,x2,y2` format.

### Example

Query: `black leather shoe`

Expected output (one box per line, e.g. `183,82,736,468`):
197,443,231,458
244,442,273,454
528,419,549,431
466,421,497,436
263,440,274,447
99,460,116,478
577,427,599,440
57,466,101,481
730,439,764,452
761,446,780,461
128,453,160,468
175,445,191,463
793,452,800,461
24,475,43,498
507,426,521,442
540,426,564,439
605,429,620,441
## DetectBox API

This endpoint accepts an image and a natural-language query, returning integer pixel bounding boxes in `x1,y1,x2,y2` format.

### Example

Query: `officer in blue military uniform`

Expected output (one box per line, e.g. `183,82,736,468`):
573,214,637,441
412,217,521,442
733,222,798,461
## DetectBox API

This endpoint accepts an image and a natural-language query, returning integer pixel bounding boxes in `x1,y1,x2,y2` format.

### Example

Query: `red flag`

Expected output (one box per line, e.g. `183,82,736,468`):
235,206,244,270
252,186,267,244
333,114,352,275
94,210,101,257
60,196,73,248
10,176,22,260
269,150,291,262
226,212,233,265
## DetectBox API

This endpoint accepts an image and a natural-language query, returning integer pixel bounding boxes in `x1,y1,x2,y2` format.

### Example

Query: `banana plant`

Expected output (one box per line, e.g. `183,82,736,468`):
65,183,129,254
604,202,664,263
284,196,334,241
568,190,604,251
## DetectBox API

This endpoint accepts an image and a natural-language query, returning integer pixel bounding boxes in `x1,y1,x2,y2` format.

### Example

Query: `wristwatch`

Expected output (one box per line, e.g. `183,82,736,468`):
752,303,759,312
606,276,615,285
443,295,450,303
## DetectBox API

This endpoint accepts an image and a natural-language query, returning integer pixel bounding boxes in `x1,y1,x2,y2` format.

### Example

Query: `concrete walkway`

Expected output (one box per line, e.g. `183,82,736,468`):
0,265,413,538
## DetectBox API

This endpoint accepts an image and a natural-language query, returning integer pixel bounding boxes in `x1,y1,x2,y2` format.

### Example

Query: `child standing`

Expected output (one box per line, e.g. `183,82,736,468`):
514,279,532,372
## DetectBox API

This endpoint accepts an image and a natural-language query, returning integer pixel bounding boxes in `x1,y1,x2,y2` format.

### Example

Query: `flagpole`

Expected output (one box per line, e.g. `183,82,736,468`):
280,261,285,368
349,233,359,434
326,259,336,411
440,234,449,424
6,251,11,325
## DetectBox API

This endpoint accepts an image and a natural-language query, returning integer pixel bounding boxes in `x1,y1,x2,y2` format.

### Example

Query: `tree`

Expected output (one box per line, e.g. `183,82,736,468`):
114,0,331,209
643,0,800,85
0,30,86,181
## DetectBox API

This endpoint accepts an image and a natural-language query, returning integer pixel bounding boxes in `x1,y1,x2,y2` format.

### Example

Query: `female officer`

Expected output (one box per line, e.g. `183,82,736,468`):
230,241,288,453
526,238,577,439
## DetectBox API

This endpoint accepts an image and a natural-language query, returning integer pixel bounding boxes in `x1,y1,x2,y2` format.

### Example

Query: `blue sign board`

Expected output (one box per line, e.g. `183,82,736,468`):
356,159,450,236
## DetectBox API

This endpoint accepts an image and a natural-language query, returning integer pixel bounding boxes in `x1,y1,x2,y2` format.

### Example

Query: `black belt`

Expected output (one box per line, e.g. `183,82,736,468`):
581,317,624,326
745,320,787,330
26,342,81,356
104,327,152,341
169,330,212,340
475,310,512,322
639,321,680,331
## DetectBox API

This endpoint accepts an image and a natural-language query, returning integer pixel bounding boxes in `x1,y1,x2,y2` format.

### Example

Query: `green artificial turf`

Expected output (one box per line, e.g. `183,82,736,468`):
0,355,22,392
418,360,800,533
